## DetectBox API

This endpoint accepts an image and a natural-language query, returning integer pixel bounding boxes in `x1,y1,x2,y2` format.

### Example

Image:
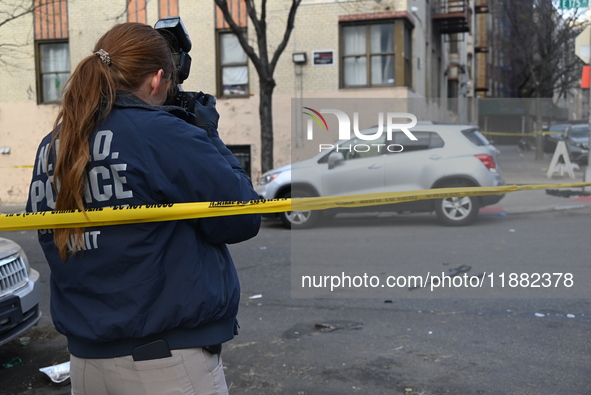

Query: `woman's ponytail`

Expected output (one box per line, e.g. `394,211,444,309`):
50,23,175,260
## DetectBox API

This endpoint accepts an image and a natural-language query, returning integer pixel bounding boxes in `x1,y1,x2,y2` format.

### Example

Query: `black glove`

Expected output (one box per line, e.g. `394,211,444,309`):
192,92,220,130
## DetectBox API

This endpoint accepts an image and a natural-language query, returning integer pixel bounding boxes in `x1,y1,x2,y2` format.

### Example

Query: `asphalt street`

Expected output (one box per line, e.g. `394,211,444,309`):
1,145,590,394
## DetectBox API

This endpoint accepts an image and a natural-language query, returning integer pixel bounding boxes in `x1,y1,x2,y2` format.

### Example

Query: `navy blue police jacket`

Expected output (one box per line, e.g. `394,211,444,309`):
26,92,261,358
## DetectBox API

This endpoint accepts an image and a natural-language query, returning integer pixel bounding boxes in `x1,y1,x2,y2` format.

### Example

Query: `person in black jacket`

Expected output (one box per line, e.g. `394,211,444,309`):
26,22,260,395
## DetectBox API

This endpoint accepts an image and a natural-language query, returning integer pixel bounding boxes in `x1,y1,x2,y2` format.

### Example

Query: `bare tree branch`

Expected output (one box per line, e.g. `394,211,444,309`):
500,0,588,98
0,0,67,29
247,0,270,71
0,0,34,29
270,0,301,74
214,0,302,172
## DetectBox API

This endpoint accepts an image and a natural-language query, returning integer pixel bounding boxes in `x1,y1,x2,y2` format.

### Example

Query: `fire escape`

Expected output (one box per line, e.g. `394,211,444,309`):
432,0,471,34
432,0,471,108
474,0,490,95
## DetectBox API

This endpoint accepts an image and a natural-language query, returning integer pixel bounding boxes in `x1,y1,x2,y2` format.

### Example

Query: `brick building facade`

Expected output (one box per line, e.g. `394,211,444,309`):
0,0,482,203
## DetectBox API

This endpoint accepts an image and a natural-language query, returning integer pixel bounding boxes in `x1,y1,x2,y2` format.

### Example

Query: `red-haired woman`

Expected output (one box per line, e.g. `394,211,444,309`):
27,22,260,395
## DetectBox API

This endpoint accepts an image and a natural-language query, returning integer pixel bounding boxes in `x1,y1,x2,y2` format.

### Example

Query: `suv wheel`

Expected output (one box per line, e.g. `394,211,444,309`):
280,190,321,229
435,193,480,226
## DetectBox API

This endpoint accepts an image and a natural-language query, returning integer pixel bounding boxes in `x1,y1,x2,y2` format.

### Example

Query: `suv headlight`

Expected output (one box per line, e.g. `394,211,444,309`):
19,248,32,275
258,171,282,185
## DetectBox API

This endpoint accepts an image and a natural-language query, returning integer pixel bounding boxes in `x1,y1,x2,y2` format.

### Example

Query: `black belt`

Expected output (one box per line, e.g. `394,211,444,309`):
132,339,222,361
203,344,222,355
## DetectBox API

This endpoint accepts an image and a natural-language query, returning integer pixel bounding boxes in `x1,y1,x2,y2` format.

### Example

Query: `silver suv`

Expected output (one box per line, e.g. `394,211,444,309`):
0,237,41,346
256,124,505,228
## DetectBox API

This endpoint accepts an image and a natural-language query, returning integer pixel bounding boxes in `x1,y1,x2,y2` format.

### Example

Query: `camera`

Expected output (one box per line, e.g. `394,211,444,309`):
154,16,199,110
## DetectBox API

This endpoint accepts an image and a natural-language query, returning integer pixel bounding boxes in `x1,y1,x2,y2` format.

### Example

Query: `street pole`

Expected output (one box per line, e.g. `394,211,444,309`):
586,25,591,192
575,21,591,191
586,82,591,191
565,0,591,189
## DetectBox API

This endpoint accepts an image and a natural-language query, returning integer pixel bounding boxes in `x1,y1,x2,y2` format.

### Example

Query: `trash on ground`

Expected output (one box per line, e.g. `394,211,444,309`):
19,337,30,346
535,313,545,317
2,357,23,368
445,265,471,276
39,361,71,385
248,294,263,299
314,321,363,332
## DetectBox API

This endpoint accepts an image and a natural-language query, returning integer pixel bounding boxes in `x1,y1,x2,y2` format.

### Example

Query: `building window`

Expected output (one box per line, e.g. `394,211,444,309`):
215,0,248,29
159,0,179,18
34,0,69,104
128,0,147,23
37,41,70,104
227,145,251,178
218,32,249,97
342,23,395,87
339,17,413,89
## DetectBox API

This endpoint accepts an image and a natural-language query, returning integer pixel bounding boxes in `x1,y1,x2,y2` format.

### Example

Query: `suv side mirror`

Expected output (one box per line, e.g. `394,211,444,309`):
328,152,345,169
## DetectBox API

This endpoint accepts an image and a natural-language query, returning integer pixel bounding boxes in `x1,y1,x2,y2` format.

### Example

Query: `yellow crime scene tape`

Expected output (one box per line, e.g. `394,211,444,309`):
1,182,590,231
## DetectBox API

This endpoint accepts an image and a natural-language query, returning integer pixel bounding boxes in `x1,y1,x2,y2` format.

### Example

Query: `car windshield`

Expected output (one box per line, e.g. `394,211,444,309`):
549,124,568,133
570,125,589,138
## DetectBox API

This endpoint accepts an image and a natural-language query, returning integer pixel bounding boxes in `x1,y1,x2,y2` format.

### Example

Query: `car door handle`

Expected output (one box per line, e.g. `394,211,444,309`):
429,155,441,160
368,164,381,169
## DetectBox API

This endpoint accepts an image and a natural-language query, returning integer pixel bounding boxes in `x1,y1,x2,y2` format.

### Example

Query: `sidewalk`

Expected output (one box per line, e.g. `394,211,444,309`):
490,144,591,215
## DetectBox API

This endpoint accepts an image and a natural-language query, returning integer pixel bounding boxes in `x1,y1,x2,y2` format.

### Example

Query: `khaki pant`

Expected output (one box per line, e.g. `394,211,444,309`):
70,348,229,395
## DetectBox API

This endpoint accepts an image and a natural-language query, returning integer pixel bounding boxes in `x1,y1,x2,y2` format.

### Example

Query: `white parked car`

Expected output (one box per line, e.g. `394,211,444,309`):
0,237,41,346
256,124,505,228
